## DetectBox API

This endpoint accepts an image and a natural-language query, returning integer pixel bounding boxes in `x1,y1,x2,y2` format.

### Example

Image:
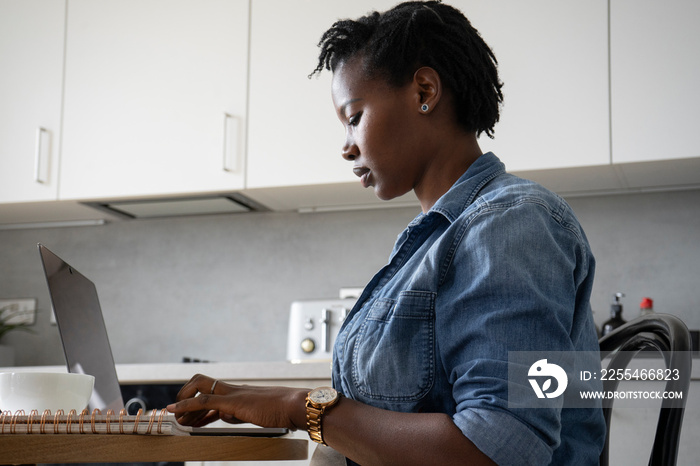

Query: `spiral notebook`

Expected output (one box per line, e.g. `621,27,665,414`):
2,408,193,436
34,243,287,437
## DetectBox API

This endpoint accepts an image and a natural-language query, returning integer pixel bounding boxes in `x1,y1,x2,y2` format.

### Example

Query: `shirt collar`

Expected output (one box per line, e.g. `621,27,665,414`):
427,152,506,224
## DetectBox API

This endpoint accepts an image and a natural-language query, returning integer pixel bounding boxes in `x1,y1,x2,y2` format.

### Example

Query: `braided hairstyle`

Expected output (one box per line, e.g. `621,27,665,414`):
311,1,503,138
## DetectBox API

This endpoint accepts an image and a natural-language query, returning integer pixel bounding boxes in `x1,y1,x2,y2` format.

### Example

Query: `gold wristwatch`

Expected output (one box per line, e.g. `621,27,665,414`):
306,386,340,445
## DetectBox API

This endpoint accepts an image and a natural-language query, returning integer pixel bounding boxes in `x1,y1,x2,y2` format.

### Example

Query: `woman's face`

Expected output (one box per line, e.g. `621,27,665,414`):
331,58,430,201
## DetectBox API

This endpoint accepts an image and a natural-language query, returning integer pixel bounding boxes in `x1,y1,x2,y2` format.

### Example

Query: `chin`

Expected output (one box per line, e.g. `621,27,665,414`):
373,185,408,202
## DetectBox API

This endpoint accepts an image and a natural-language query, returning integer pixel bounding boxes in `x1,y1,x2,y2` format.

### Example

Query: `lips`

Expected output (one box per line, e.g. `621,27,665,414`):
352,166,371,188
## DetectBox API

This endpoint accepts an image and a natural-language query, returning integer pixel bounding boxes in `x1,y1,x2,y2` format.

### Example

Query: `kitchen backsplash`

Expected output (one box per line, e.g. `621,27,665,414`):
1,189,698,366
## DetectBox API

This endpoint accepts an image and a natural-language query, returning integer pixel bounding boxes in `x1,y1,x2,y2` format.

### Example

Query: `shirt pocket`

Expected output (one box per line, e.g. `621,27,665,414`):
352,290,436,402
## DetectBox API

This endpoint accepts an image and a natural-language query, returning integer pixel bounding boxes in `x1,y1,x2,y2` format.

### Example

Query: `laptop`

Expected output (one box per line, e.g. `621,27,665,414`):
38,243,287,436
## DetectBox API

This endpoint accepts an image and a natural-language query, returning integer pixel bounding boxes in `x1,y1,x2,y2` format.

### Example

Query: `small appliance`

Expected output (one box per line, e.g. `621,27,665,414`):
286,298,357,363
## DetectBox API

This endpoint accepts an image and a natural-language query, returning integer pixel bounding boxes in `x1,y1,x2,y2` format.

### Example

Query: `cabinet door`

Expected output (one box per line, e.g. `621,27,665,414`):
247,0,398,189
611,0,700,163
247,0,610,192
59,0,248,200
0,0,65,203
456,0,610,172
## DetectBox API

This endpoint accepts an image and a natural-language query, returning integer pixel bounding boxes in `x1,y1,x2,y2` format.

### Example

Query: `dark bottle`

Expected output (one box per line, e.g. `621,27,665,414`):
601,292,627,336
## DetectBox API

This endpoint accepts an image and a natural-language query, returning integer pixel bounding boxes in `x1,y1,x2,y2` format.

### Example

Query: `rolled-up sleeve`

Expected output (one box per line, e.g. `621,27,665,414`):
456,407,552,465
436,195,590,463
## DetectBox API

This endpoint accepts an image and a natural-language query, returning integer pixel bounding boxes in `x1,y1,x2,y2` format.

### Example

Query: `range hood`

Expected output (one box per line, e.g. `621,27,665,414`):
87,194,267,219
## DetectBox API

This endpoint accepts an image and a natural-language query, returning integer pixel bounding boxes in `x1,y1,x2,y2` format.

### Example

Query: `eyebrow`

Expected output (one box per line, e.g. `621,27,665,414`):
339,98,362,116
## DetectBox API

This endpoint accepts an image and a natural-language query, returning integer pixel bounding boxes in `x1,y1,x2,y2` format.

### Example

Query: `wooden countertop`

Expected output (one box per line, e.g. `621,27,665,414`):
0,434,308,463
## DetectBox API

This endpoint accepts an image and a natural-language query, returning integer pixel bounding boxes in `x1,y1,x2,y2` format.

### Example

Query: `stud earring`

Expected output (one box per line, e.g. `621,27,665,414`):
420,103,429,112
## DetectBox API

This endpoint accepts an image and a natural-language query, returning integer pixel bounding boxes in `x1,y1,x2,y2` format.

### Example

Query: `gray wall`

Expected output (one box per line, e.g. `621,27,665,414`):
1,188,699,366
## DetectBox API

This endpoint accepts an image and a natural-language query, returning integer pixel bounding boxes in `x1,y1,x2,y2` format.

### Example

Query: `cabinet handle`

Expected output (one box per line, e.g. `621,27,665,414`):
34,127,49,184
223,113,239,172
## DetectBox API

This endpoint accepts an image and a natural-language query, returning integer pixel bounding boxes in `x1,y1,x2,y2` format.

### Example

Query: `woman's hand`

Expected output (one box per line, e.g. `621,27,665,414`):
166,373,309,430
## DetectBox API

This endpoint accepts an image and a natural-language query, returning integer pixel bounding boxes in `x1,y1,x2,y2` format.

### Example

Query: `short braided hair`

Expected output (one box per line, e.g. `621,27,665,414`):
311,1,503,138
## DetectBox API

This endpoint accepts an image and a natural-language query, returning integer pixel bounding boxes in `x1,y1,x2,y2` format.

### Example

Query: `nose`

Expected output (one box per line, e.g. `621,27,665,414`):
341,136,359,161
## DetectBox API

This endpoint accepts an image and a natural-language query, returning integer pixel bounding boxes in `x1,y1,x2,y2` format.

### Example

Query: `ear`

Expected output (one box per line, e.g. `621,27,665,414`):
412,66,442,114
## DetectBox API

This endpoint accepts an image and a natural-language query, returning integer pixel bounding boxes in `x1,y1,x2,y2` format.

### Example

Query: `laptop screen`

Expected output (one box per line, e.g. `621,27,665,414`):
38,243,124,412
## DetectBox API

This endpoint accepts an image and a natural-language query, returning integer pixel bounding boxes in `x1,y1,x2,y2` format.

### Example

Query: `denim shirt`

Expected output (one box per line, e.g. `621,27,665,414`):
332,153,605,465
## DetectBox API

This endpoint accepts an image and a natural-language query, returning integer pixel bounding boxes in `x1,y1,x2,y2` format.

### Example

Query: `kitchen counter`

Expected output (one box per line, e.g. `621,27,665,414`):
3,357,698,381
0,361,333,385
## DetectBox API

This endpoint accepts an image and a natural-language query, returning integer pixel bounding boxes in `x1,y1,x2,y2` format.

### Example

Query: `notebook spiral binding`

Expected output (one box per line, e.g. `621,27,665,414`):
0,408,171,435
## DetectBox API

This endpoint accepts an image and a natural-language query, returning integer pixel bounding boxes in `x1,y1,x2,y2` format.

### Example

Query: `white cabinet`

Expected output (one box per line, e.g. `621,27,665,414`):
3,0,699,222
247,0,610,199
610,0,700,164
59,0,249,200
455,0,610,172
0,0,65,203
247,0,398,191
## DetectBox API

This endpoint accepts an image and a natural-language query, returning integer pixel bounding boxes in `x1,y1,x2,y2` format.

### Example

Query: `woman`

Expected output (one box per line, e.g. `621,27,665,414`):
167,2,606,464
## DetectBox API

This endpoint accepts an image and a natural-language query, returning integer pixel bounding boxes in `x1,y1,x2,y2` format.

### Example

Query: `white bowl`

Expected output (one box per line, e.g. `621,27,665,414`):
0,372,94,413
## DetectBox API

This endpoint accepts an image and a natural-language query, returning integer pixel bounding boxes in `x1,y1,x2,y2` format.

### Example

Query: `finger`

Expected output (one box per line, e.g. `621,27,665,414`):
168,392,221,415
169,393,220,424
174,376,200,401
175,409,220,427
175,374,214,401
219,412,244,424
173,409,211,426
194,410,222,427
174,408,241,428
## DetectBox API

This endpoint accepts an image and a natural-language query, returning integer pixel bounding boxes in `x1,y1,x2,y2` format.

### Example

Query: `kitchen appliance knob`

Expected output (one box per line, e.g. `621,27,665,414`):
301,338,316,353
125,397,148,415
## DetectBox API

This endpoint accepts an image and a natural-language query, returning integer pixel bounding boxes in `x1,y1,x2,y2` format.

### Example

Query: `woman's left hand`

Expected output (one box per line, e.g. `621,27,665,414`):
166,373,309,430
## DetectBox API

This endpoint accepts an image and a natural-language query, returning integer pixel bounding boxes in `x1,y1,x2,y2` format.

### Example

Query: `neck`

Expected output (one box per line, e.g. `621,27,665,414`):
414,132,482,213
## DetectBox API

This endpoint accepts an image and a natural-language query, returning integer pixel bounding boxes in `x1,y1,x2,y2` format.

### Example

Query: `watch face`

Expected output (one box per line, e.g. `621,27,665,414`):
309,387,337,404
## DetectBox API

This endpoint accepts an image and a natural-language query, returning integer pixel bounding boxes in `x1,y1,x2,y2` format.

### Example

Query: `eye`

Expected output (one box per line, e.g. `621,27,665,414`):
348,112,362,127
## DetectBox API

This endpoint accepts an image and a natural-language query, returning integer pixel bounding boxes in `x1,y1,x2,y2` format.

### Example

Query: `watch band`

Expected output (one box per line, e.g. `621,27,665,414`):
306,403,327,445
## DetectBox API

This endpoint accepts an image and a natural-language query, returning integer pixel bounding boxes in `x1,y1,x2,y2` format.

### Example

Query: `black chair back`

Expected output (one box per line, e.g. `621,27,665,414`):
598,313,692,466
